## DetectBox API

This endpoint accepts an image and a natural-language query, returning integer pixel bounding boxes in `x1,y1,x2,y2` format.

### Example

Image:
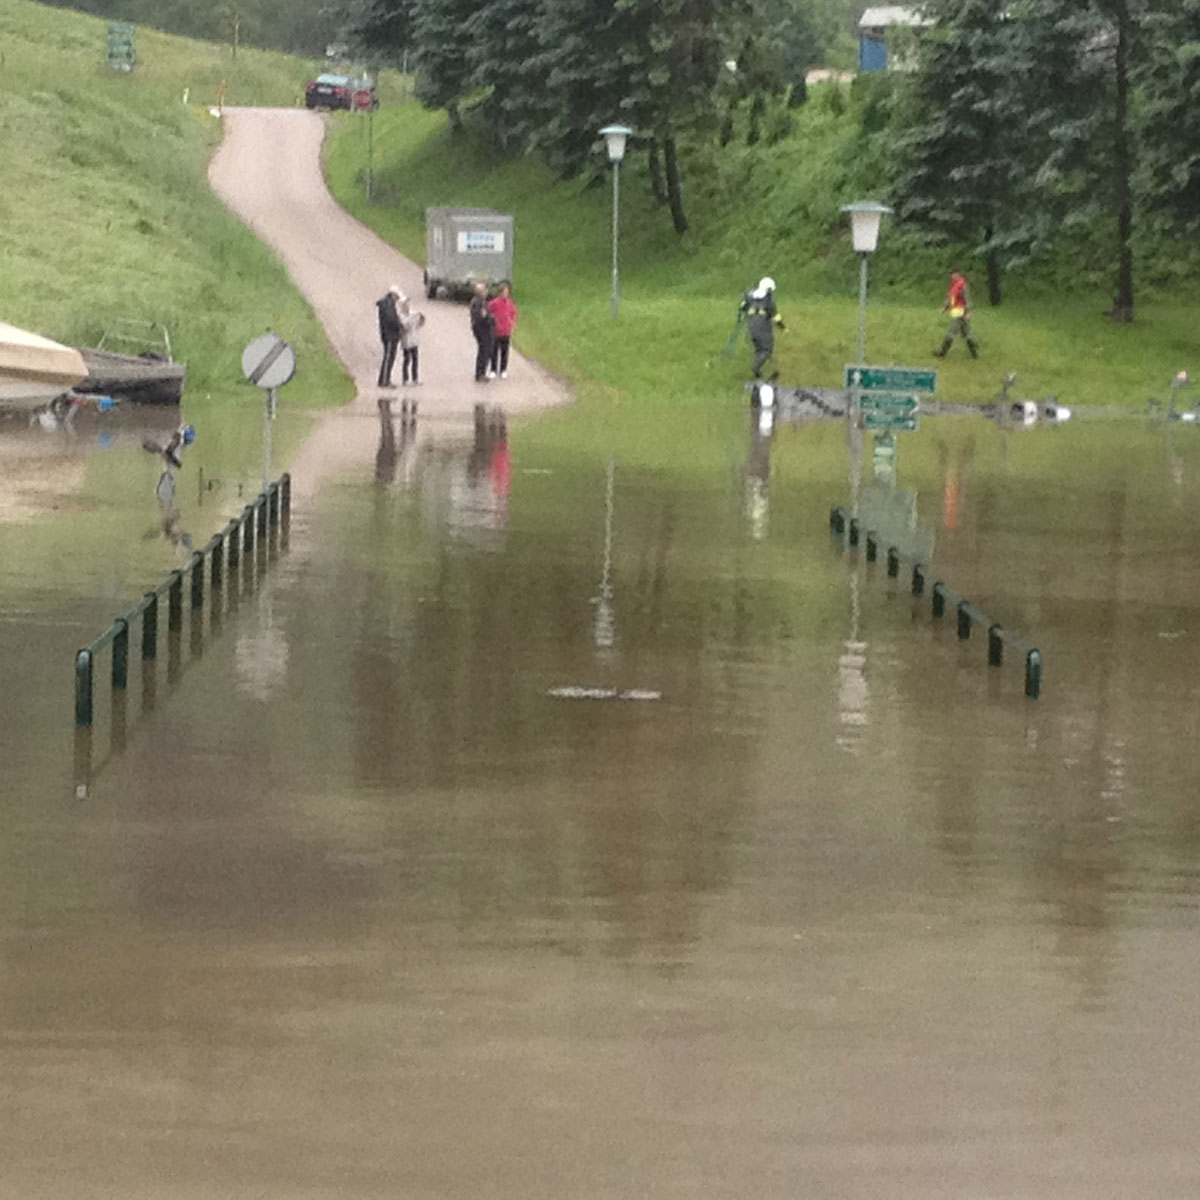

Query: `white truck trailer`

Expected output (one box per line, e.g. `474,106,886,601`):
423,207,514,299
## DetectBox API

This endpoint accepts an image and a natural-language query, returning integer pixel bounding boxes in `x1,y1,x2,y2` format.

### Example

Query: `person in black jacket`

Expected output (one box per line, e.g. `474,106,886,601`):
376,285,403,387
469,281,494,382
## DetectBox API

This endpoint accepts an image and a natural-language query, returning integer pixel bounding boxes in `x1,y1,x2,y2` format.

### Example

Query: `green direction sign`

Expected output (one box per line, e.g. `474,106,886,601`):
845,364,938,393
859,390,918,411
862,411,918,432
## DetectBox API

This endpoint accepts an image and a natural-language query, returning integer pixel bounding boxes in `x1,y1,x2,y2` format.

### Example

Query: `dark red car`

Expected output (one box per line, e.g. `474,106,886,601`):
304,74,378,111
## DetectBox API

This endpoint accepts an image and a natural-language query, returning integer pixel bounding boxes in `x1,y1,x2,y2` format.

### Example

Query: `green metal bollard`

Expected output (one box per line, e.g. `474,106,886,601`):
281,473,291,519
865,532,878,563
1025,649,1042,699
75,649,93,728
988,624,1004,667
932,582,946,619
887,547,900,578
112,618,129,690
912,564,925,596
256,493,268,539
168,570,183,631
228,518,241,570
211,532,224,591
142,591,158,660
848,518,860,548
190,551,204,611
269,481,279,527
956,599,972,639
242,506,254,554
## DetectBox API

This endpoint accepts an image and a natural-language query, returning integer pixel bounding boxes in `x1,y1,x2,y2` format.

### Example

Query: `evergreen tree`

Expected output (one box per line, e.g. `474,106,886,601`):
891,0,1033,305
1138,0,1200,232
410,0,476,128
465,0,545,153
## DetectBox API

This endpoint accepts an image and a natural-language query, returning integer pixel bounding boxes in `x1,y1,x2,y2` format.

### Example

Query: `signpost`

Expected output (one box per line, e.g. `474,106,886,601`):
845,365,937,393
241,332,296,490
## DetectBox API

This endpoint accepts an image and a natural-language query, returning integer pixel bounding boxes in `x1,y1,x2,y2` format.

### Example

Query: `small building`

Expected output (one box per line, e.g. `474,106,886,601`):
858,6,931,72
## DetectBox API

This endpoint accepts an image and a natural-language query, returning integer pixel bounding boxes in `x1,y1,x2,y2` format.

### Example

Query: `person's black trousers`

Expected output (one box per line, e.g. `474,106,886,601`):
473,329,493,381
378,333,399,386
402,347,419,383
490,336,511,375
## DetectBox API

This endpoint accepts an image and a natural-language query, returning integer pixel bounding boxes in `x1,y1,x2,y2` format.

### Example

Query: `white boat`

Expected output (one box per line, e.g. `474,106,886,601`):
0,321,88,410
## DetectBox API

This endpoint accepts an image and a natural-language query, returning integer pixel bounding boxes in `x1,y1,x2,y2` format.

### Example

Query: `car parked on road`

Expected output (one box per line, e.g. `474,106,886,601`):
304,73,378,111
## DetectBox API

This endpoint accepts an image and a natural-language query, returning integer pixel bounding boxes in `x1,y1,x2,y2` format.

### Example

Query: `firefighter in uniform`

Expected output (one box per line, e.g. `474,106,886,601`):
740,276,785,378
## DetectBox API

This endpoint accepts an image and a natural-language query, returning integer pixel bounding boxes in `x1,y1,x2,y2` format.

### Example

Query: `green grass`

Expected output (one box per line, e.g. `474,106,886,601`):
324,94,1199,453
2,0,349,423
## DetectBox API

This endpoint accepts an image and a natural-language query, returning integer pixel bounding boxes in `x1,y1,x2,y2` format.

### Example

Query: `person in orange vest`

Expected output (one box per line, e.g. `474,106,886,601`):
933,269,979,358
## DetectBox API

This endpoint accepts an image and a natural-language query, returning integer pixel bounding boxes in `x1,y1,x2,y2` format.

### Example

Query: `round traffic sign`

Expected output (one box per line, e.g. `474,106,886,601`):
241,332,296,390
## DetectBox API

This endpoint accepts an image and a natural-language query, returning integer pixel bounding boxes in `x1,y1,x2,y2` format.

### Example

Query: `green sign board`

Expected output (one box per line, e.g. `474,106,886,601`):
862,411,918,432
859,391,919,411
845,364,938,393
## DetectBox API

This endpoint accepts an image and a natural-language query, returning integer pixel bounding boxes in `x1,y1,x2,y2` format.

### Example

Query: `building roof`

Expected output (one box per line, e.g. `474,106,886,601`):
858,6,931,29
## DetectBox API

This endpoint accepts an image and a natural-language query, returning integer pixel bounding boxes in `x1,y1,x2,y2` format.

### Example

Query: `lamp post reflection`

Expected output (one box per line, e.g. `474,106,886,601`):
592,455,616,652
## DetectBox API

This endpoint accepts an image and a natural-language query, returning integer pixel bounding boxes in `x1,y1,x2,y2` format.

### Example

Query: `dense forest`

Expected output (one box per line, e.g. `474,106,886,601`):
39,0,1200,315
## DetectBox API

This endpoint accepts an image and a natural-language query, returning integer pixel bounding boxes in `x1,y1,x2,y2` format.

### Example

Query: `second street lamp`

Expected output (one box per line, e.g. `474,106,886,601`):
599,124,633,319
840,200,892,363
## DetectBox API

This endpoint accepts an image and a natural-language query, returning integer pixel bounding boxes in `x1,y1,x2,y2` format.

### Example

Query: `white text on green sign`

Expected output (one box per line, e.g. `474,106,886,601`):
845,365,937,393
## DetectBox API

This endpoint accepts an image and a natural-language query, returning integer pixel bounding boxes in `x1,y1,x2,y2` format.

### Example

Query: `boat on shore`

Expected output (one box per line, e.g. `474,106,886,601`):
75,346,186,406
0,322,88,410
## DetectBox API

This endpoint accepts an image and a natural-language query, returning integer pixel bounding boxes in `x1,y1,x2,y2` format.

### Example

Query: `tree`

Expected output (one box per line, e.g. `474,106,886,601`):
891,0,1034,305
410,0,476,128
1138,0,1200,232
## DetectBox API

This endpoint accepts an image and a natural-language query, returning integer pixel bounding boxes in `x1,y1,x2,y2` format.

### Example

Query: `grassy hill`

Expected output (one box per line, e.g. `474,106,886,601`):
2,0,349,413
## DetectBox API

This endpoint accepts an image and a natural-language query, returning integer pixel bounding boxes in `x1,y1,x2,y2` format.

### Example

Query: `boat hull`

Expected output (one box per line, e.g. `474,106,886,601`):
0,322,88,410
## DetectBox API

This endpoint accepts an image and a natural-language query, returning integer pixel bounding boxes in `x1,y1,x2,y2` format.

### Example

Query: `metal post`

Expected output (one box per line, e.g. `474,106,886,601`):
243,505,254,554
211,532,224,591
912,564,925,596
1025,649,1042,699
112,618,128,689
263,389,274,492
887,547,900,578
856,251,868,364
848,517,860,547
190,551,204,611
365,106,374,202
865,532,878,563
168,570,183,631
932,581,946,619
142,591,158,659
75,649,93,728
257,493,268,539
281,473,291,520
956,599,971,639
988,624,1004,666
610,158,620,320
228,518,240,570
268,481,279,527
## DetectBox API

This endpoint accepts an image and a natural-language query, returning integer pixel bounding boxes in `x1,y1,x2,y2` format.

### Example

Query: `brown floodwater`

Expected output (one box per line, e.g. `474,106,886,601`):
2,399,1200,1198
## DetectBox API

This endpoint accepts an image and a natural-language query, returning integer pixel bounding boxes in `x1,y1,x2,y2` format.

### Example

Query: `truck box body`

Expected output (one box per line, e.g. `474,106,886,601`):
424,207,513,299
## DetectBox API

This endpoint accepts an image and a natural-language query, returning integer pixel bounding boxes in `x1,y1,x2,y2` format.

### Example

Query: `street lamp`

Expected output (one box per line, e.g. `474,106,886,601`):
840,200,892,363
599,124,633,319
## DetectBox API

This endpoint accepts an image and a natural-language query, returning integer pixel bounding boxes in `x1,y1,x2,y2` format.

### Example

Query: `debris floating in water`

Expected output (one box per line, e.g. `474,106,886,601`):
547,685,661,702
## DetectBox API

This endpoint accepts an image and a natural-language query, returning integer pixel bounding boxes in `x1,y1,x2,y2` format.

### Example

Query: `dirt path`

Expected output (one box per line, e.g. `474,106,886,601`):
207,107,572,494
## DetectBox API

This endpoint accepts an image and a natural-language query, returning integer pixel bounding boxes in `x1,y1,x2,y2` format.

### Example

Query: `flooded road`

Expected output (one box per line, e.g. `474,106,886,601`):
3,401,1200,1198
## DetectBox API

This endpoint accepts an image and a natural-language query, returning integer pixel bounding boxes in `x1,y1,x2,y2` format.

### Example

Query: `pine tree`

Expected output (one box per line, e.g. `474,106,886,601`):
891,0,1033,305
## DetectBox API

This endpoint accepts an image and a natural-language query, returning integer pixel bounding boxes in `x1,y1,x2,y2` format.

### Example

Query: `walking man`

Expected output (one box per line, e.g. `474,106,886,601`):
469,282,494,382
740,276,785,379
933,269,979,358
376,284,403,386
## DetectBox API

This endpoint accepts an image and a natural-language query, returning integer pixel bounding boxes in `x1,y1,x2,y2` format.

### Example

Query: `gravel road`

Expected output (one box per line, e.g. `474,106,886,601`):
207,107,572,492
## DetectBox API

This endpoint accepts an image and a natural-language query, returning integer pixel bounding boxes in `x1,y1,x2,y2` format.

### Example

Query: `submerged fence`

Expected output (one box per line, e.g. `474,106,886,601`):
829,504,1042,699
74,475,291,741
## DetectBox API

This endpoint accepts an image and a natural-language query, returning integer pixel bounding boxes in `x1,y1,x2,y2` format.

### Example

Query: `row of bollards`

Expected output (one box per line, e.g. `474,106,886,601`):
74,474,291,729
830,504,1042,699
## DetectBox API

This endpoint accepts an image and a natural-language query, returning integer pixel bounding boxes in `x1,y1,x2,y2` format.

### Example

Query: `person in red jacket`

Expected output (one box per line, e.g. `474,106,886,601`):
933,269,980,359
486,281,518,379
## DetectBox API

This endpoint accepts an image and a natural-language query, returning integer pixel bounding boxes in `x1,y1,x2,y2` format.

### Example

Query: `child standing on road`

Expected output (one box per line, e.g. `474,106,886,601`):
397,295,426,385
487,281,518,379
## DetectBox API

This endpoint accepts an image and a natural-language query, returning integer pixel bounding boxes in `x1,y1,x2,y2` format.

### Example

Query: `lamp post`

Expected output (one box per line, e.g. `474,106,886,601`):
599,124,633,319
840,200,892,363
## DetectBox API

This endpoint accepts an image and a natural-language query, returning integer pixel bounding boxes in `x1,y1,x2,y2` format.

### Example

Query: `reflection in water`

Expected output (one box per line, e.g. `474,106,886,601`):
742,408,772,541
593,454,616,650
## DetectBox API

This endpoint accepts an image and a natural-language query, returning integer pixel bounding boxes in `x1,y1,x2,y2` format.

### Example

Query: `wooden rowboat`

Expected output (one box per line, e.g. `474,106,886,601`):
0,322,88,410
